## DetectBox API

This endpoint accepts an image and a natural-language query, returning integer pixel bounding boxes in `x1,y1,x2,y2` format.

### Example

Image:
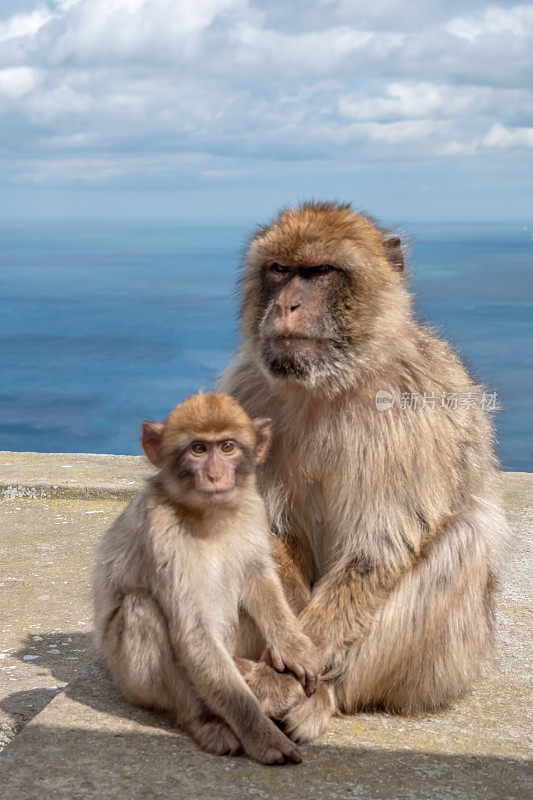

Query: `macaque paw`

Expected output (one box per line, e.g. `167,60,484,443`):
245,661,305,718
187,716,241,756
281,682,334,743
270,634,323,696
243,720,302,766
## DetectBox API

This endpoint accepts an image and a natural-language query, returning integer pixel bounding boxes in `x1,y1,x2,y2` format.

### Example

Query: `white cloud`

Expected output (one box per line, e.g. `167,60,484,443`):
338,82,533,128
339,83,477,121
15,150,210,183
51,0,247,62
447,4,533,42
357,119,445,144
483,123,533,149
0,8,53,43
0,66,41,99
232,24,375,72
45,131,100,148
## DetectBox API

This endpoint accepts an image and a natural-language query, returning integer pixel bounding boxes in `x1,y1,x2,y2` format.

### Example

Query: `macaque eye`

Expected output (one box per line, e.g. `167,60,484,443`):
220,441,236,454
307,264,334,277
269,263,290,275
191,443,206,455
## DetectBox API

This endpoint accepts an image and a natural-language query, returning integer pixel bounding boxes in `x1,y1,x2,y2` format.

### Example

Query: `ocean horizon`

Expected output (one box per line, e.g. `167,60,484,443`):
1,219,531,472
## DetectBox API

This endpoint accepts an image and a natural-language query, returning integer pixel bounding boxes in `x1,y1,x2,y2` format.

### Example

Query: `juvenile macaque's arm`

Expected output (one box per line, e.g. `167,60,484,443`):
168,602,301,764
241,565,322,695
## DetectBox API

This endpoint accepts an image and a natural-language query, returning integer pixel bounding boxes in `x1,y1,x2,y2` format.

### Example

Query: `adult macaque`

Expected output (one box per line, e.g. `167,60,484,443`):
220,202,509,742
93,392,321,764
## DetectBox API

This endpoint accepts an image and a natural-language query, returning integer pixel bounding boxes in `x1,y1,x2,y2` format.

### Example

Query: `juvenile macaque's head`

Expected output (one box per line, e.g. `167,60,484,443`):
141,393,270,509
241,201,409,391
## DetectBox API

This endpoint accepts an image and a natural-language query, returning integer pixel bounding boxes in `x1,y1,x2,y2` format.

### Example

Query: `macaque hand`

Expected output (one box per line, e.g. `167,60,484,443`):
269,633,323,696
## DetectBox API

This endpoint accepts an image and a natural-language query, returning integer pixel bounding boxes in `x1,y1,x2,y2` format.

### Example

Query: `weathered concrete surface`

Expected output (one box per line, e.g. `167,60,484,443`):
0,456,531,799
1,664,531,800
0,496,124,748
0,450,153,500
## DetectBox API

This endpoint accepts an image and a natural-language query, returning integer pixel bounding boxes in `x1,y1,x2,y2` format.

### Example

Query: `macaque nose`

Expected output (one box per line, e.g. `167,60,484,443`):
275,300,301,318
203,458,233,492
274,293,304,335
274,300,303,336
206,467,223,484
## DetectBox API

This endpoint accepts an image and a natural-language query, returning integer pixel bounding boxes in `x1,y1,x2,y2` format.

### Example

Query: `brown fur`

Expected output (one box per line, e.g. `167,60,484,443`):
163,392,257,454
93,393,321,764
220,201,510,742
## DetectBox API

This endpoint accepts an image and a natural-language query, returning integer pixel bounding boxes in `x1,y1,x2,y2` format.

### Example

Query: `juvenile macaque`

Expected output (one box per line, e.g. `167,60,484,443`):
220,201,509,741
93,392,321,764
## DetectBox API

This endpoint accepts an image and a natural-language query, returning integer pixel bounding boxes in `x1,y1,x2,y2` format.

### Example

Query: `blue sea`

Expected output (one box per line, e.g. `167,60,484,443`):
0,220,531,471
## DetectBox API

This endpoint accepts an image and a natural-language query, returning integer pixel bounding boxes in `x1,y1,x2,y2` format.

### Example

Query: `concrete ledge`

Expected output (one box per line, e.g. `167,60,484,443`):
0,451,154,500
2,450,532,503
0,453,531,799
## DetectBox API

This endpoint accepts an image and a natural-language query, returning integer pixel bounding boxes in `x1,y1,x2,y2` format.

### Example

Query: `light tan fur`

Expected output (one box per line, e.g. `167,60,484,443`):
220,202,510,742
93,392,320,764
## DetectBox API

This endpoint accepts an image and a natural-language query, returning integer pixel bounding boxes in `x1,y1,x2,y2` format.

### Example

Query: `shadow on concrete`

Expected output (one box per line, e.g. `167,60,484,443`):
1,632,95,729
0,719,531,800
3,631,173,733
2,633,531,800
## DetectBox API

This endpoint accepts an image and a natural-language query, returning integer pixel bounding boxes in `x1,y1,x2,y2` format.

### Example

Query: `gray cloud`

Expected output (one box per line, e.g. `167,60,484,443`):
0,1,531,214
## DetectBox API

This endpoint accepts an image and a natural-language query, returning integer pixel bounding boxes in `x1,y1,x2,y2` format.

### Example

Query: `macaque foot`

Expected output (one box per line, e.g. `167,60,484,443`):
281,682,334,743
243,660,306,719
186,716,241,756
242,721,302,765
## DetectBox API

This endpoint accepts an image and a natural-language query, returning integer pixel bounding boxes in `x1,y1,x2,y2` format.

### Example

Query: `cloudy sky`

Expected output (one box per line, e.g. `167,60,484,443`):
1,0,532,221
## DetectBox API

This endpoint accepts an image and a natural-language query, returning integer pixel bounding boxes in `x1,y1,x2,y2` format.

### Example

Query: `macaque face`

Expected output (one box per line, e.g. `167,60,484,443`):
141,397,271,511
176,436,252,503
243,204,406,389
258,261,353,381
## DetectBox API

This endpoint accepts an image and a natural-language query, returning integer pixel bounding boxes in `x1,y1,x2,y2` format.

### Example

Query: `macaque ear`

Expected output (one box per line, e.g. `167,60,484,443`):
253,418,271,463
141,421,164,467
383,233,404,272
